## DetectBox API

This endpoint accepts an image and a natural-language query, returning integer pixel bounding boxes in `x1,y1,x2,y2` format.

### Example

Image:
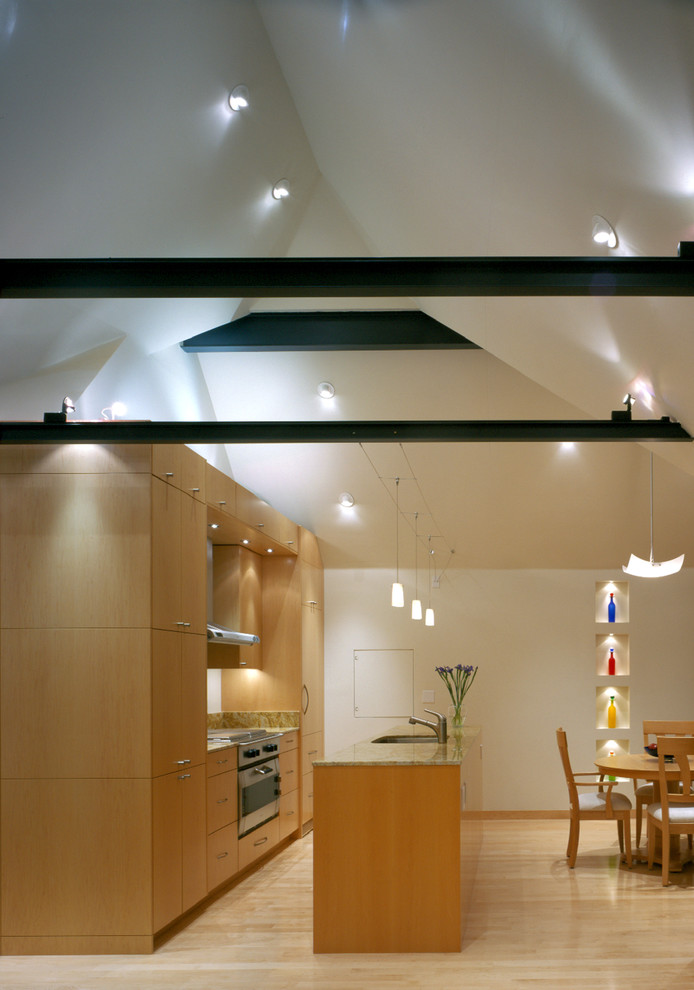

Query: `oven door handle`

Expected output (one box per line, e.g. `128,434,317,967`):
253,766,274,775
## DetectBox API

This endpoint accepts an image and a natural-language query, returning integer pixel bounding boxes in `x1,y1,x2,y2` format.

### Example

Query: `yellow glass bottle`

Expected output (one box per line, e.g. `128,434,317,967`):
607,694,617,729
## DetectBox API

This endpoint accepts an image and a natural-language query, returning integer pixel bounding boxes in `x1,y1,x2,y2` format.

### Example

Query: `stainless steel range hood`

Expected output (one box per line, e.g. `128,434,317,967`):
206,623,260,647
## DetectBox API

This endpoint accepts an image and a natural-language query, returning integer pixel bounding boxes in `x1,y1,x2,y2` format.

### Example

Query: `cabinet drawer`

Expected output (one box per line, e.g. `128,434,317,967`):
238,818,280,872
280,730,299,754
207,823,239,891
206,769,238,834
280,790,300,841
302,731,323,775
207,747,235,777
279,749,299,794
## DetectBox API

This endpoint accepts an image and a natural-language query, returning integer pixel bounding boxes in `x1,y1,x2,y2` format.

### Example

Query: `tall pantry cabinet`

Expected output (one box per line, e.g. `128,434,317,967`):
0,444,208,954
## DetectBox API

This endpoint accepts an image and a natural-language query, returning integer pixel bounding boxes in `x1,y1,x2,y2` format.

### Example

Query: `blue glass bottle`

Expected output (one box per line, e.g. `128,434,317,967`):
608,592,615,623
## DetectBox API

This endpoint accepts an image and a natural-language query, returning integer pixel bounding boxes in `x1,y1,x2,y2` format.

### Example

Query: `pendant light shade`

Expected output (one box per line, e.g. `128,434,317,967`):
391,477,404,606
622,452,684,577
425,607,435,626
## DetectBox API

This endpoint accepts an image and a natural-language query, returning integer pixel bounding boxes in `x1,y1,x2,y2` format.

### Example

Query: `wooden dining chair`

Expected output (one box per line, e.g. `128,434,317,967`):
634,720,694,846
556,728,632,868
646,735,694,885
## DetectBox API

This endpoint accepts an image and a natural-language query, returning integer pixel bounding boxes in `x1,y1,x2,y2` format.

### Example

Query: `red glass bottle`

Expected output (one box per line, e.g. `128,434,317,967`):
608,648,616,676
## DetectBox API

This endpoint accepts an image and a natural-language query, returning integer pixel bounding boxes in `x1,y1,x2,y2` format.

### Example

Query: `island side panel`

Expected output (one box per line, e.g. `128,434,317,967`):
313,764,461,953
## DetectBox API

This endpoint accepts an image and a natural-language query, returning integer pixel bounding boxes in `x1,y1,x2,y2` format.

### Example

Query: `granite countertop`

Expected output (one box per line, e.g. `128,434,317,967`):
315,724,480,767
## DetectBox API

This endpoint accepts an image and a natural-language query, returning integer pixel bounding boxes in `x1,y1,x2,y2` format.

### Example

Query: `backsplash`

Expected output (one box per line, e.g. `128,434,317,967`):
207,710,300,731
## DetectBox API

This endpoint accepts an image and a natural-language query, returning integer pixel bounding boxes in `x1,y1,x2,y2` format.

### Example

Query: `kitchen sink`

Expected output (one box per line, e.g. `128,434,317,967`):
372,734,439,744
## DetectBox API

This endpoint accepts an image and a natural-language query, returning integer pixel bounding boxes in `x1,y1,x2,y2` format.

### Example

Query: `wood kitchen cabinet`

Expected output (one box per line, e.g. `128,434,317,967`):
299,529,324,830
209,545,263,669
152,477,207,635
206,750,239,891
0,444,322,955
0,444,209,955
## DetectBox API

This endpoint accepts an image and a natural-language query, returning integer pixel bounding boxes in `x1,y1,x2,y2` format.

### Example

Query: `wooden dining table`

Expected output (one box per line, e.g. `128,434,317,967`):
594,752,694,870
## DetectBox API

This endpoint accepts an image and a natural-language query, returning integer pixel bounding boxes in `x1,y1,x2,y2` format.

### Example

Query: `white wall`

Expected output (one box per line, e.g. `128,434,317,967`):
324,566,694,811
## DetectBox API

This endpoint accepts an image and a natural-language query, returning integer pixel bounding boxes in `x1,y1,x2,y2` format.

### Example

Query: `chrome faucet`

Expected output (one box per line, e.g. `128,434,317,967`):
408,708,448,743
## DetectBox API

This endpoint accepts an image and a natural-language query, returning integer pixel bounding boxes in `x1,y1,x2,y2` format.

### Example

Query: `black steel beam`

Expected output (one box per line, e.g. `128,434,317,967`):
0,418,689,445
180,311,480,351
3,252,694,298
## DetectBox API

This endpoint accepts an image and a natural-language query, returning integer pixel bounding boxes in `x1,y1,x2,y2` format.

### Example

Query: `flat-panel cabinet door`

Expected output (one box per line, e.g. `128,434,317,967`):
180,765,207,914
180,494,207,635
301,604,324,737
152,772,182,932
152,479,182,631
180,634,207,769
153,632,206,777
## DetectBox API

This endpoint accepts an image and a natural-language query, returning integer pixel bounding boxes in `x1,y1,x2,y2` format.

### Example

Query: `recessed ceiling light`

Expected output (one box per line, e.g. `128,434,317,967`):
317,381,335,398
272,179,290,200
208,523,219,529
338,492,355,507
228,85,249,112
592,215,617,248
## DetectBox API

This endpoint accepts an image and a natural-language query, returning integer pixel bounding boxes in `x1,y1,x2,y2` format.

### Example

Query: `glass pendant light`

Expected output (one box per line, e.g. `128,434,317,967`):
622,452,684,577
411,511,422,620
391,477,404,607
425,537,435,626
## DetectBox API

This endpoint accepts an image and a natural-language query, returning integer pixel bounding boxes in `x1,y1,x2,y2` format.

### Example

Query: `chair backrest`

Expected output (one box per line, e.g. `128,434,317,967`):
556,728,578,807
656,735,694,819
643,720,694,746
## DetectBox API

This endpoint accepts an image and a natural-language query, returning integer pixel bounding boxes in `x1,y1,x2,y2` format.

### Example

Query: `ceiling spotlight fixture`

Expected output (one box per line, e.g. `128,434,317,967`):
317,381,335,399
208,522,219,530
101,400,127,420
622,452,684,578
391,477,404,608
228,85,249,112
272,179,290,200
338,492,355,508
622,392,635,415
592,214,618,248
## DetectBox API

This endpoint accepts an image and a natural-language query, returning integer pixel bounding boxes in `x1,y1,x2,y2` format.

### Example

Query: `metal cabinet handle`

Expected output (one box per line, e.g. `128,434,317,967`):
218,500,226,506
178,773,191,780
165,472,174,477
216,797,228,804
175,621,191,627
216,851,228,860
302,683,309,715
190,487,200,492
254,836,268,847
287,810,295,817
308,749,318,756
176,759,191,765
215,758,228,766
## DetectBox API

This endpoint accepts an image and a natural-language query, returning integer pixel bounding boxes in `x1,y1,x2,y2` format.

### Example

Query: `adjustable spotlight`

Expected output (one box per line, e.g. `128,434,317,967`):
592,215,618,248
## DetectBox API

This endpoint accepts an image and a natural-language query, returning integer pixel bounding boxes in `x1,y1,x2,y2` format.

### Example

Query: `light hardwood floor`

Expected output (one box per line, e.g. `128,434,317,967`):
2,820,694,989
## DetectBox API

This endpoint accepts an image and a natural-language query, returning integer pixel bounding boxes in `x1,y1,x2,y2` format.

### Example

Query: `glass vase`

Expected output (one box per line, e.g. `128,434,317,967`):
448,703,466,731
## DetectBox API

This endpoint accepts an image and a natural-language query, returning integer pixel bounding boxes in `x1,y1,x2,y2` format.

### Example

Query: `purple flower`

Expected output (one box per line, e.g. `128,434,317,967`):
434,663,478,709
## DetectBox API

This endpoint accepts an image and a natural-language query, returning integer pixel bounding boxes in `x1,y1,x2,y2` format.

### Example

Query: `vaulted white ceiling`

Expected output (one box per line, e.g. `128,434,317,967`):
3,0,694,569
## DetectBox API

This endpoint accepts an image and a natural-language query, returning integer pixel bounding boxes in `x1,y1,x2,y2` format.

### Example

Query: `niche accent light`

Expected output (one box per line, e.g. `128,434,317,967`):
317,381,335,399
338,492,355,507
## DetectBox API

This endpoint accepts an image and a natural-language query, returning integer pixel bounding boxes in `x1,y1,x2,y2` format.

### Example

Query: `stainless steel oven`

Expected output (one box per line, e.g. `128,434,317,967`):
207,728,282,837
237,732,281,836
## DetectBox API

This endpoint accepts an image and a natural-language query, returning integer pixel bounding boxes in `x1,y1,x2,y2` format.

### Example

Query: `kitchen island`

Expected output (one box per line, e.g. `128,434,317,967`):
312,724,482,953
